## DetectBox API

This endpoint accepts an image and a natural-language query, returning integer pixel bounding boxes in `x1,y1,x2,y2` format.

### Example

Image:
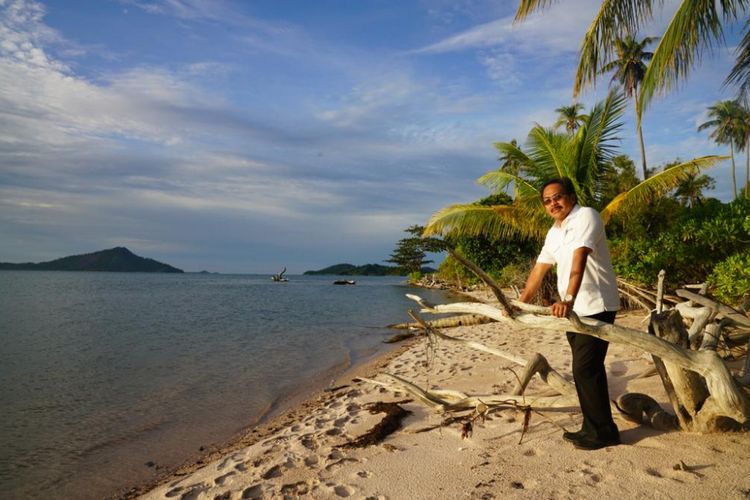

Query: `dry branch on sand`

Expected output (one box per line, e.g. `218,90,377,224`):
362,254,750,435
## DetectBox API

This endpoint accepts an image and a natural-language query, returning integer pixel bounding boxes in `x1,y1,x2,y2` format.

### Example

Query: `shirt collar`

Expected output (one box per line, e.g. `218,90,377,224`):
557,204,580,229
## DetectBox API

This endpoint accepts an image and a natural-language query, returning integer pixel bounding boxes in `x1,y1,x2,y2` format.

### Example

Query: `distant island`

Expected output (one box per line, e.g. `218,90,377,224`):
0,247,184,273
304,263,436,276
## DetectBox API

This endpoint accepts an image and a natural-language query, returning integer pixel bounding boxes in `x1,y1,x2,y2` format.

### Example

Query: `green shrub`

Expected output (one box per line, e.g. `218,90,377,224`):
707,251,750,305
610,198,750,288
408,271,423,283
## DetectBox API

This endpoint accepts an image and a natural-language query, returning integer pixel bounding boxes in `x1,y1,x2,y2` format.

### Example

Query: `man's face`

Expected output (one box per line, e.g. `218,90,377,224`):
542,183,576,223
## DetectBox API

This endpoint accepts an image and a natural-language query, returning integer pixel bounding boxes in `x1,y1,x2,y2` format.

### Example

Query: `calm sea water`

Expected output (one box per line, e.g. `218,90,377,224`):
0,271,458,499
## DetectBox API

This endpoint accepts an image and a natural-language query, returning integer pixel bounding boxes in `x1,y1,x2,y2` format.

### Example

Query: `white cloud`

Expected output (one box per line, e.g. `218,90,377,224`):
0,0,68,70
477,49,521,89
412,0,601,55
315,75,422,127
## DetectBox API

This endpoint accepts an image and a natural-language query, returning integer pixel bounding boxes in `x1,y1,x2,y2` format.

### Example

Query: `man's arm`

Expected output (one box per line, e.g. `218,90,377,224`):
550,246,591,318
518,262,553,303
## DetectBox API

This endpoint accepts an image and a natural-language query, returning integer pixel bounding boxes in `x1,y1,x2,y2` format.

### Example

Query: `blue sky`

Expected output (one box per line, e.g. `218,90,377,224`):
0,0,743,273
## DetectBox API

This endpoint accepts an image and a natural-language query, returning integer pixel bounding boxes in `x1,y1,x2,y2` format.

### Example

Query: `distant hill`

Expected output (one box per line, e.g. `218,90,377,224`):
0,247,184,273
303,263,436,276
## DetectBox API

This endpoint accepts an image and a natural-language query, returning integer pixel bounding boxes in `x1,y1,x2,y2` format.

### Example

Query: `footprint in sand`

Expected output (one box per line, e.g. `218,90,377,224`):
214,471,236,486
301,434,318,450
325,458,359,472
241,484,264,499
334,416,349,427
333,484,356,497
261,464,283,479
280,481,311,496
167,482,210,500
346,403,360,413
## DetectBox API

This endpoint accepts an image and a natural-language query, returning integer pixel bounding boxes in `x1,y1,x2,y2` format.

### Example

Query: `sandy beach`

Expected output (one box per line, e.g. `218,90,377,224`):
133,291,750,500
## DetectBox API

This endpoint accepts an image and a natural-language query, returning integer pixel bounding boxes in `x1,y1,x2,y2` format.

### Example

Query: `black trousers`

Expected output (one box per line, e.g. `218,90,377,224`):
566,310,618,439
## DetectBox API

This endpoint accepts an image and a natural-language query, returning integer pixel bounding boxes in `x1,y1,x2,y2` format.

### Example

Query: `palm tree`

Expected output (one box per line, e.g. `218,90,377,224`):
698,100,745,198
514,1,750,119
734,103,750,198
496,138,522,197
553,103,585,132
600,35,656,179
424,90,724,240
674,170,716,208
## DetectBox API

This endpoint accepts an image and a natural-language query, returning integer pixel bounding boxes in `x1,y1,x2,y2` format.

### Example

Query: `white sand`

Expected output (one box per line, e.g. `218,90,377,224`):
139,294,750,500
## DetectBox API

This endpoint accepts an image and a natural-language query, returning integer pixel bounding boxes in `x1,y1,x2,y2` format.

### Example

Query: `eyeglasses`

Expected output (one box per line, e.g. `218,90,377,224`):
542,193,567,206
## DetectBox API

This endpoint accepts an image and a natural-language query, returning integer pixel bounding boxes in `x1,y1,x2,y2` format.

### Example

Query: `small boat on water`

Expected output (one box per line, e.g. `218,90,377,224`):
333,280,356,285
271,267,288,282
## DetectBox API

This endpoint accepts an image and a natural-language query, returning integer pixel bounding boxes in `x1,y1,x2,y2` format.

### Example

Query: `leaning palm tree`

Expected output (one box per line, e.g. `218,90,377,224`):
425,90,724,240
515,0,750,119
698,100,745,198
600,35,656,179
553,103,585,132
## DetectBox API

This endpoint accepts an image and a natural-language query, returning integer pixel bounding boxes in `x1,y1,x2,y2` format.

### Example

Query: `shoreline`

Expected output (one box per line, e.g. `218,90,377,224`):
133,291,750,499
116,330,421,499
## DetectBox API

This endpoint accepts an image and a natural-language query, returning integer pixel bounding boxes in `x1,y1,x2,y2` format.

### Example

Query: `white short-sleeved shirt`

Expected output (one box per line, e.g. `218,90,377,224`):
537,205,620,316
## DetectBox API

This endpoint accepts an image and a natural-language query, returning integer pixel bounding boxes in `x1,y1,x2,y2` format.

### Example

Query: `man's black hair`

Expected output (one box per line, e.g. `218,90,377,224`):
540,177,577,199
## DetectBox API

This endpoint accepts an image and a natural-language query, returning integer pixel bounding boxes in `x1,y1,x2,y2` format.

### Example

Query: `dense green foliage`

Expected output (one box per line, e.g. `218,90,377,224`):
610,197,750,302
437,194,539,284
386,225,444,276
708,252,750,304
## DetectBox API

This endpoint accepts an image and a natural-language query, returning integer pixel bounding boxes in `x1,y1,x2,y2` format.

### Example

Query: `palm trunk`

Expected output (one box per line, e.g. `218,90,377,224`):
635,90,648,179
746,143,749,198
731,141,738,199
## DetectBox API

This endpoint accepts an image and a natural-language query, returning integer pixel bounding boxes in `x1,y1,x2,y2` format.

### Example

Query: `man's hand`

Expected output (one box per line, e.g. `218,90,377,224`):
551,300,573,318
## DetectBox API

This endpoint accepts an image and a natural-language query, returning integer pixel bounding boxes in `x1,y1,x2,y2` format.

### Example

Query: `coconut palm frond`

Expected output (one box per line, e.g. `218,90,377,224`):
514,0,559,22
526,125,571,179
637,0,741,119
726,22,750,99
494,140,533,170
478,171,538,197
576,89,626,204
574,0,659,96
513,178,543,202
600,155,726,223
423,204,528,240
477,170,519,194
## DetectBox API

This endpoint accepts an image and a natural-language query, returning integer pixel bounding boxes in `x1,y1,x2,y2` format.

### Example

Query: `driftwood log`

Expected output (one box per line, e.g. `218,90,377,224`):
366,255,750,434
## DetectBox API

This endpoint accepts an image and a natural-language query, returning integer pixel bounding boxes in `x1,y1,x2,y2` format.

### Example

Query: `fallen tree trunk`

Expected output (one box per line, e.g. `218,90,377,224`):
407,295,750,430
387,314,493,330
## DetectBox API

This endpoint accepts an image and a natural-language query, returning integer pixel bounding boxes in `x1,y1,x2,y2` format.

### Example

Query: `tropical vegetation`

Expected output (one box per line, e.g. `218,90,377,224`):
515,0,750,117
385,225,444,277
698,100,748,199
417,89,746,302
423,90,722,241
393,2,750,306
600,34,656,179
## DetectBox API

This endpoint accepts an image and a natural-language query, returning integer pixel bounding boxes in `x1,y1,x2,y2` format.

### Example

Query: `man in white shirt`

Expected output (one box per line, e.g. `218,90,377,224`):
517,177,621,450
